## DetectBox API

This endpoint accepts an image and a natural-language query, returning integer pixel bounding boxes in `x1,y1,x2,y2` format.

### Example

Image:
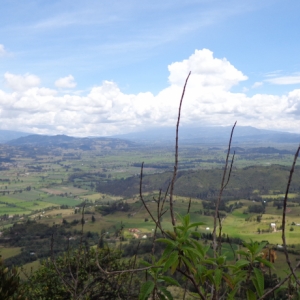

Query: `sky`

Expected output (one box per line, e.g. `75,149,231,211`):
1,0,300,136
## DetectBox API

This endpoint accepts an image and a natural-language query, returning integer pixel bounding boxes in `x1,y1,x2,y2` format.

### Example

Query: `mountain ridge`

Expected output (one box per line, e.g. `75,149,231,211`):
1,125,300,147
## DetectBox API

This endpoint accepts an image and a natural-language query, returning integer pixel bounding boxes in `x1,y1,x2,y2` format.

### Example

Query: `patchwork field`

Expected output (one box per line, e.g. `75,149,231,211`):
1,141,300,287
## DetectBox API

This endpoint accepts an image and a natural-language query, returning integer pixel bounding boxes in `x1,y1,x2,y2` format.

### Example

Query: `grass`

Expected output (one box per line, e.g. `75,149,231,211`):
42,196,83,206
7,190,41,201
0,247,22,259
20,260,41,280
40,186,88,196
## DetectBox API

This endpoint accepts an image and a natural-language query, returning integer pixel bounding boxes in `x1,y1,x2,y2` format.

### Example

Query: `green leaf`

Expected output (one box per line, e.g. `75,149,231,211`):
197,265,207,275
181,256,195,274
216,256,226,265
191,240,205,257
187,221,205,229
176,214,184,224
214,268,222,291
236,250,250,257
191,231,201,238
246,289,256,300
227,288,239,300
156,238,176,246
170,258,179,274
139,260,152,267
234,259,250,269
253,267,264,297
158,286,173,300
139,281,155,300
181,245,202,259
183,214,190,227
162,251,179,273
160,276,180,287
175,225,185,231
158,244,174,265
255,257,273,269
255,241,268,255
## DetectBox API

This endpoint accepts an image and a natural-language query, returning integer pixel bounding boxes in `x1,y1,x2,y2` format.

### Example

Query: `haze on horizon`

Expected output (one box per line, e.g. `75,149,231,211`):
1,0,300,137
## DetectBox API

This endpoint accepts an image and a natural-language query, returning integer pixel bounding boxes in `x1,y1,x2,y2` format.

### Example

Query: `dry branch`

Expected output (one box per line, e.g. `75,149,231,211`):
169,71,191,227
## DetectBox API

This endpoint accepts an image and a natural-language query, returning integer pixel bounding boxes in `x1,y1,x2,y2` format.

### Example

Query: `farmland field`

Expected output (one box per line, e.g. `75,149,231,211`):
1,141,300,285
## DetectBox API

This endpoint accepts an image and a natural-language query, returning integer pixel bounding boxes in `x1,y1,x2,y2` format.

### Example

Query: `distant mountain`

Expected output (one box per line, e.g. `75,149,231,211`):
7,134,137,150
111,126,300,145
3,125,300,148
0,130,31,143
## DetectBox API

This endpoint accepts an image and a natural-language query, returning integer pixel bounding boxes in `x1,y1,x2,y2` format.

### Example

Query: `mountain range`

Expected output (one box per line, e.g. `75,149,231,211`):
111,126,300,145
0,125,300,147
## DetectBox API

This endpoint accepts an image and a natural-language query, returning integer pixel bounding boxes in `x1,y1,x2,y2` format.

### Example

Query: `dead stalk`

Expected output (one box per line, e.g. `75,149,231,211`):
212,121,236,254
169,71,191,227
281,145,300,285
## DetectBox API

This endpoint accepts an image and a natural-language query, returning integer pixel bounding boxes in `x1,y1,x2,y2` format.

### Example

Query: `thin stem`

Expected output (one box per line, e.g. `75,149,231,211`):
258,261,300,299
139,162,165,235
281,145,300,285
169,71,191,227
187,198,192,214
212,122,236,254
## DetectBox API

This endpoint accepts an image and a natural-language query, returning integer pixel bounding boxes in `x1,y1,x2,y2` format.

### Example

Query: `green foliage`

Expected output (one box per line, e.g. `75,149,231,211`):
139,216,278,300
95,201,130,215
0,256,25,300
23,247,140,300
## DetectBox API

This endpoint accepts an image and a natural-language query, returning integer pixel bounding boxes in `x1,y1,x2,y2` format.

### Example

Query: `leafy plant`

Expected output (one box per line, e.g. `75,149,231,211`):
0,256,25,300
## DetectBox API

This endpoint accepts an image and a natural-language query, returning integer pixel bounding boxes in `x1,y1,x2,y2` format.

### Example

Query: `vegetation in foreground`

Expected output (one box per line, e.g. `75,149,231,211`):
2,75,300,299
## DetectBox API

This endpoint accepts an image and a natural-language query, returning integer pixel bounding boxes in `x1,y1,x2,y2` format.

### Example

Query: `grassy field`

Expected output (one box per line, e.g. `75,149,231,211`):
42,196,83,206
0,247,22,259
20,260,41,279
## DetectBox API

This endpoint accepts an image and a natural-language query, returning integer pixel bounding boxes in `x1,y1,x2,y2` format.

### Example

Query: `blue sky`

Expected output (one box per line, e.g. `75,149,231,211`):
1,0,300,136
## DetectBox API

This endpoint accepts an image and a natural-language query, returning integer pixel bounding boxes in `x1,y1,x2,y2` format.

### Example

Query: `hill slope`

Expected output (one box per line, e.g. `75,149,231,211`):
7,134,137,150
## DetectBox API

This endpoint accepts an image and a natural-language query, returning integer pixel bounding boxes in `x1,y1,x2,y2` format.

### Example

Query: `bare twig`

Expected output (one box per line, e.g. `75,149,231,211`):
259,261,300,299
50,233,75,297
217,152,235,252
139,162,165,235
187,198,192,214
95,256,154,276
212,122,236,254
281,145,300,285
176,268,206,300
169,71,191,227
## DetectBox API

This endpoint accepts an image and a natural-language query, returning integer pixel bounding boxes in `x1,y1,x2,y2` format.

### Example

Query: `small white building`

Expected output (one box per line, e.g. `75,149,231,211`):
270,223,276,232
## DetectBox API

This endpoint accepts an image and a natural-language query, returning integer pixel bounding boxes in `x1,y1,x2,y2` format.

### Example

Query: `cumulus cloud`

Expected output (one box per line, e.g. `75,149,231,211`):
1,49,300,136
55,75,77,88
168,49,247,90
4,72,41,91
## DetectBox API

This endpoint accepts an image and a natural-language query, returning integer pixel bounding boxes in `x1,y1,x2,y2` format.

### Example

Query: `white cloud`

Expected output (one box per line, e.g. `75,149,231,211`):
1,49,300,136
168,49,247,90
55,75,77,89
252,82,263,88
266,75,300,85
4,72,40,91
0,44,7,56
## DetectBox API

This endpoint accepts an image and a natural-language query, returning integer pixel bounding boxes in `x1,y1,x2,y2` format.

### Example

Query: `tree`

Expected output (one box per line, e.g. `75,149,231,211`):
23,247,140,300
0,256,25,299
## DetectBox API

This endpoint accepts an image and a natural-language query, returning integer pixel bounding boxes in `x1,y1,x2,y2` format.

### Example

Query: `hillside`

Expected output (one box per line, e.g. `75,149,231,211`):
95,164,300,198
6,134,138,150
